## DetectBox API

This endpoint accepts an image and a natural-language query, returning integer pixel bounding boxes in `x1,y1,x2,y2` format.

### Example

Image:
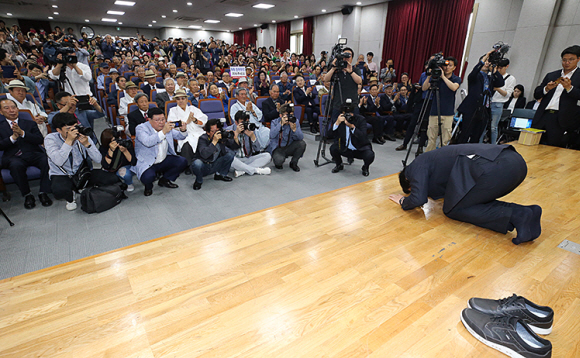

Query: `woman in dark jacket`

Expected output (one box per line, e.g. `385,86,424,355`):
100,129,137,191
503,84,526,112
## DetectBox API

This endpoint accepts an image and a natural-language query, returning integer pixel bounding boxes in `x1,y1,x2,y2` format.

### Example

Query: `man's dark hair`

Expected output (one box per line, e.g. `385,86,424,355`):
445,56,458,67
399,168,411,194
147,107,164,118
369,84,379,91
204,118,221,132
0,48,7,62
497,58,510,67
514,84,525,98
343,47,354,56
0,98,18,108
115,75,125,83
52,112,78,129
279,103,292,115
561,45,580,58
234,110,249,122
294,74,304,81
367,52,374,57
55,91,72,104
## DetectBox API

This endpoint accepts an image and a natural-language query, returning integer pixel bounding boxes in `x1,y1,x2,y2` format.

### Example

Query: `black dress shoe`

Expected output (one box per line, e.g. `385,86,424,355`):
383,134,396,141
38,192,52,207
24,194,36,209
193,181,202,190
289,162,300,172
158,178,179,188
372,138,385,145
395,144,407,151
347,157,354,165
332,164,344,173
214,174,233,182
184,167,192,175
275,164,283,170
310,126,319,134
144,189,153,196
362,166,369,177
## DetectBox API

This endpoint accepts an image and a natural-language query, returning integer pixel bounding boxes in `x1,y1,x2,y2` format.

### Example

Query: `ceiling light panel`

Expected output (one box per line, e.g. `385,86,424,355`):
204,19,220,23
102,18,117,22
114,1,135,5
225,13,243,17
107,11,125,15
253,4,275,9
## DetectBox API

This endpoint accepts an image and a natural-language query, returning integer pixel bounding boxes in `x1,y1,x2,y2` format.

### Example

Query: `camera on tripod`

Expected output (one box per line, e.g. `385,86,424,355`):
488,41,510,67
330,38,351,70
427,52,449,81
42,39,77,65
111,126,133,149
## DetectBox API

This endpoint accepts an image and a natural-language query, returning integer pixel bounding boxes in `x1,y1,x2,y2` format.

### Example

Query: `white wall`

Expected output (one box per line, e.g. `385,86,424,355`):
159,28,233,44
313,12,345,57
359,2,389,69
257,25,277,48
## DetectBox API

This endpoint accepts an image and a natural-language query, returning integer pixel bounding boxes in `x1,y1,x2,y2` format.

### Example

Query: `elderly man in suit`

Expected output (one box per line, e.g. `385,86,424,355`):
262,84,284,124
532,45,580,148
132,107,188,196
5,80,48,137
141,69,164,98
0,98,52,209
155,78,176,111
127,93,150,136
391,144,541,245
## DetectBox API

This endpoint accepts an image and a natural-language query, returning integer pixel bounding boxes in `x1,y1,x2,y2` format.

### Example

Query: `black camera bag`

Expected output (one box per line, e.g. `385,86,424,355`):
80,185,123,214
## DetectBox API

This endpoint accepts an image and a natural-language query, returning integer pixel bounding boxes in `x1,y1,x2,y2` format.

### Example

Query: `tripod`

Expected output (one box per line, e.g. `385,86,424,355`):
402,81,444,167
314,69,343,167
0,206,14,227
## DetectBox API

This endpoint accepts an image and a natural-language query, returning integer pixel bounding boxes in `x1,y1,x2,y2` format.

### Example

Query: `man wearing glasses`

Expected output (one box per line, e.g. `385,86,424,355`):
532,45,580,148
132,107,188,196
48,91,103,143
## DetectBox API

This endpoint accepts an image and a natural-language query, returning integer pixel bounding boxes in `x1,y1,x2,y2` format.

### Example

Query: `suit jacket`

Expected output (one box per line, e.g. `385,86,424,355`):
0,118,45,164
293,86,316,107
128,109,147,136
132,121,187,179
402,144,514,213
457,61,505,121
262,97,282,123
328,115,371,152
141,83,165,98
504,96,526,110
525,100,540,110
532,68,580,129
362,95,389,115
155,92,172,111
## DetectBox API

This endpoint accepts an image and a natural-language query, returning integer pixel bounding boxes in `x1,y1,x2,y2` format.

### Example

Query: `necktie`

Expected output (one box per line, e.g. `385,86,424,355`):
9,121,23,156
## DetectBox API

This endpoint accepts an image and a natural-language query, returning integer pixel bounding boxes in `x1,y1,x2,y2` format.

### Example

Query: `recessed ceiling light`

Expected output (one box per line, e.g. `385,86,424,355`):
152,20,156,23
53,12,59,15
118,22,123,24
173,9,178,12
272,20,276,23
114,1,135,6
161,15,166,18
6,13,12,16
294,15,299,18
204,19,220,23
85,19,90,22
322,9,327,12
356,1,362,4
188,25,202,29
239,27,242,30
253,3,275,9
254,24,259,26
107,11,125,15
225,13,243,17
148,24,152,27
187,2,192,5
102,18,117,22
52,5,58,8
48,16,53,19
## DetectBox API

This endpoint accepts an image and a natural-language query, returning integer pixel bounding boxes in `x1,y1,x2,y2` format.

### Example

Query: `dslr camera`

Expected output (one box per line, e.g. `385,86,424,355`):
216,118,234,140
427,52,449,81
112,126,133,149
286,104,297,123
330,38,351,70
238,111,257,131
74,124,93,137
341,98,357,125
488,41,510,66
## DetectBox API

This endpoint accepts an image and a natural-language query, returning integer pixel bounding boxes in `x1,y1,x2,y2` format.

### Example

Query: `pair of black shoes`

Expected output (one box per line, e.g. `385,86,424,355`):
461,294,554,358
275,163,300,172
331,163,369,176
193,174,233,191
145,178,180,196
372,137,385,145
383,134,396,142
24,193,53,209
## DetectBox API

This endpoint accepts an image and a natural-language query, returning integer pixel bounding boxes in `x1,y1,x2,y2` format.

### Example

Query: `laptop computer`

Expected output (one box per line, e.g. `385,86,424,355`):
509,116,533,130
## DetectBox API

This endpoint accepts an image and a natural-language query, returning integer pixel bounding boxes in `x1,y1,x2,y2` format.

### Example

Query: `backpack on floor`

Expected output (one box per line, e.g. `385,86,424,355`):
80,185,124,214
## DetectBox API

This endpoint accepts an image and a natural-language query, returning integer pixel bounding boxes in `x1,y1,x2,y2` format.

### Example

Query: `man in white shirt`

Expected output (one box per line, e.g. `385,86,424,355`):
367,52,378,74
118,81,139,118
48,52,92,96
484,58,516,144
230,88,270,149
6,80,48,137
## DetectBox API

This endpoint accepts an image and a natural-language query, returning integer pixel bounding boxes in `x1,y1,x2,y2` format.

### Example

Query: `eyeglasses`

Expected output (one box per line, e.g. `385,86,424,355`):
150,117,166,123
176,97,188,100
562,58,578,63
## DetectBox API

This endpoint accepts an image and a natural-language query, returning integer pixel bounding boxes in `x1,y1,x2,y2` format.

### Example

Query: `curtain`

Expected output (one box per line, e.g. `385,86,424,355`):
233,28,257,47
233,30,244,46
303,17,314,56
276,21,291,52
381,0,474,82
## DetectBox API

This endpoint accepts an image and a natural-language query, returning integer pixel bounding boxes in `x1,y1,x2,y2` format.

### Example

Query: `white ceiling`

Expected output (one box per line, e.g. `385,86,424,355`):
2,0,389,33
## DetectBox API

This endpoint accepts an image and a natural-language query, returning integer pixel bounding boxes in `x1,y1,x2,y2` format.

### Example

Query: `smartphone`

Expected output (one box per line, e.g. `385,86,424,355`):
173,120,182,128
1,65,16,79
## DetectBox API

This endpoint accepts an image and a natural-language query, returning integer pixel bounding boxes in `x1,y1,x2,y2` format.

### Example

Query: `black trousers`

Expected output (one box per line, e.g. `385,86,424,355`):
272,140,307,166
394,113,413,133
444,149,528,234
363,115,385,139
330,144,375,168
403,99,430,147
180,142,196,167
2,151,51,196
51,170,120,202
304,105,320,126
537,111,577,148
141,155,188,190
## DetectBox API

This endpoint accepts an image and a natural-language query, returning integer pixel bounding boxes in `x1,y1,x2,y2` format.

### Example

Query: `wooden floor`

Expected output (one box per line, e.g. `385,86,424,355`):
1,143,579,358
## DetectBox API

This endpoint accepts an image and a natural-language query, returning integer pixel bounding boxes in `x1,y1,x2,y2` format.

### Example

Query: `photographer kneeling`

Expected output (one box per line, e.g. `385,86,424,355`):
192,119,238,190
45,112,119,211
100,128,137,192
268,103,306,172
329,99,375,177
227,111,272,177
48,91,103,143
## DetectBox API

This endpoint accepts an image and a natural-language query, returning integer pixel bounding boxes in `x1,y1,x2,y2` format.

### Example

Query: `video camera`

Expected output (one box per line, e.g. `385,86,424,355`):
488,41,510,66
340,98,358,124
330,38,351,70
111,126,133,149
42,39,77,65
427,52,449,81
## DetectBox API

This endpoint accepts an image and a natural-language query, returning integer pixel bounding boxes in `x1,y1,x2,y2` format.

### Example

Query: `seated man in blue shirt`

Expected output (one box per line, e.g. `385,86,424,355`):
268,104,306,172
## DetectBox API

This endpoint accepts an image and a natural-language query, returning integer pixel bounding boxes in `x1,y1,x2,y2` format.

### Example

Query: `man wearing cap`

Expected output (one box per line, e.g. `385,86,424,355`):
118,81,139,118
49,51,92,97
141,69,164,98
235,77,257,102
6,80,49,137
0,98,52,209
101,35,117,60
175,72,189,93
97,63,110,91
133,67,146,87
119,57,134,73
